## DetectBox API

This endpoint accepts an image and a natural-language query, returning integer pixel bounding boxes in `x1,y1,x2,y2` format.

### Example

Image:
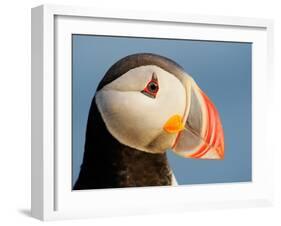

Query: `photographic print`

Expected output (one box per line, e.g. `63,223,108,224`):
72,35,252,190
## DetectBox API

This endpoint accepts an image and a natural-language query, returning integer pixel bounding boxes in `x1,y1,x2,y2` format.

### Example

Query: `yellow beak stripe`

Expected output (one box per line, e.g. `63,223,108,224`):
163,114,185,134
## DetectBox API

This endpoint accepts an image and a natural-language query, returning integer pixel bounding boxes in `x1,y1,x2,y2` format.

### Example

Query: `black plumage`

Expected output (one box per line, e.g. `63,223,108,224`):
96,53,185,92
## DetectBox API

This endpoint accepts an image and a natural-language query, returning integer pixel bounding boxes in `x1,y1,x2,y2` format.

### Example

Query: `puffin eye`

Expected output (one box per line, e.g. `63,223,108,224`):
147,81,158,93
141,73,159,98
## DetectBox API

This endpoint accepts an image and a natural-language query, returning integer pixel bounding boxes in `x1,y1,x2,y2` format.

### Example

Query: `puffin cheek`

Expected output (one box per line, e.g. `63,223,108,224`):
96,90,164,152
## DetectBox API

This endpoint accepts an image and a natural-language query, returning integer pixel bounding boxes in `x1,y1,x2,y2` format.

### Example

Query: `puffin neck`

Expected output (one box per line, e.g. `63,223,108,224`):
73,98,172,190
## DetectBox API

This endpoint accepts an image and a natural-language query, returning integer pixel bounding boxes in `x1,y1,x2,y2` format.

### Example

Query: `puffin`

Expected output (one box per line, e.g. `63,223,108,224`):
73,53,224,190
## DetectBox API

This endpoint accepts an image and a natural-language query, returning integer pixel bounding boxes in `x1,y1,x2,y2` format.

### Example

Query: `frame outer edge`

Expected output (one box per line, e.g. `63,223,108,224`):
41,3,272,28
31,5,44,220
266,20,274,205
31,4,56,221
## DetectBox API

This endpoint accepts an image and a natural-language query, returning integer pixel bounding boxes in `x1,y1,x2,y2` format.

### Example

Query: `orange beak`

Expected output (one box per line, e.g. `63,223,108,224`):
164,82,224,160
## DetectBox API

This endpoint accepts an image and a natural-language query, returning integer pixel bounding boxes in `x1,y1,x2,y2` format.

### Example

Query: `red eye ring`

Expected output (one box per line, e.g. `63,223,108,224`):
141,73,159,98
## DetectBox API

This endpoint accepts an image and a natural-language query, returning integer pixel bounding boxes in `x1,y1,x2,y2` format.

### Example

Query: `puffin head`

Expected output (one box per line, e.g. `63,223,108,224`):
95,53,224,159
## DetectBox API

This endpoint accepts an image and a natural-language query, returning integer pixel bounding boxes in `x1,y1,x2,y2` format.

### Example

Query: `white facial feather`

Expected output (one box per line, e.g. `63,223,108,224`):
95,65,186,153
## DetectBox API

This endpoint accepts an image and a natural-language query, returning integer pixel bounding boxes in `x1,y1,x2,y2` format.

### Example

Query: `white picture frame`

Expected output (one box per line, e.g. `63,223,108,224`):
31,4,274,221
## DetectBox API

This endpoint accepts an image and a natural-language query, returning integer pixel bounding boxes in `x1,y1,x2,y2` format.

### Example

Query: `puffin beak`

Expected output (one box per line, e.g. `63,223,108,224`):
168,78,224,160
163,115,185,134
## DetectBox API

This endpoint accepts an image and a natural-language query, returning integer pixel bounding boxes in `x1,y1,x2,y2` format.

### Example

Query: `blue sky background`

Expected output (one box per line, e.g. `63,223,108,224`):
72,35,252,187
